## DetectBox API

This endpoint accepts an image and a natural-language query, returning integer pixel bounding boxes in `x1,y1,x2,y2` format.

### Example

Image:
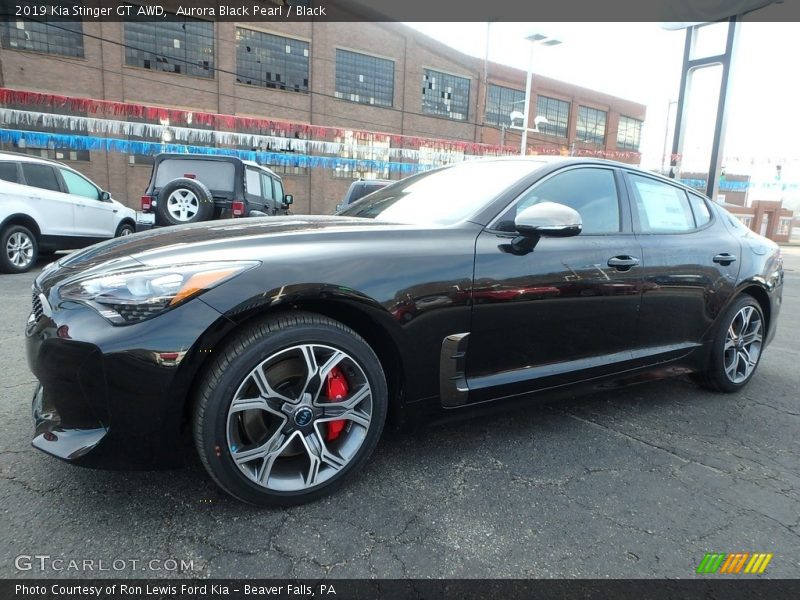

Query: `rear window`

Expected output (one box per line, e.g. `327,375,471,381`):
349,182,388,204
155,159,236,192
0,162,19,183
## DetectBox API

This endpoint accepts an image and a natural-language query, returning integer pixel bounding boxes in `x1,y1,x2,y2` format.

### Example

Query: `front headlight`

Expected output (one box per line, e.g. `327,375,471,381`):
59,261,258,324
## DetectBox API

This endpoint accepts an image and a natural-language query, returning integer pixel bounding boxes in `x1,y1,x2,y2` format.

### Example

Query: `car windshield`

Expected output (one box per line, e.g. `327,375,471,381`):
339,160,546,225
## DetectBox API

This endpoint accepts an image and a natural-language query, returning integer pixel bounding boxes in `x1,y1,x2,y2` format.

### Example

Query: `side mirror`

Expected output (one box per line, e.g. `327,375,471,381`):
283,194,293,205
99,190,111,202
515,201,582,238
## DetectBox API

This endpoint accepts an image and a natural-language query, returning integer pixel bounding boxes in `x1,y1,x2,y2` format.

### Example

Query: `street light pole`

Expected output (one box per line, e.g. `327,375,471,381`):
520,33,561,156
520,43,535,156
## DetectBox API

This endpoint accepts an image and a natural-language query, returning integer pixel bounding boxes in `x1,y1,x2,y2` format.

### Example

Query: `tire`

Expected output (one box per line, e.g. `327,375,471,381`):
115,222,135,237
694,295,765,393
155,178,214,226
0,224,38,274
193,311,388,506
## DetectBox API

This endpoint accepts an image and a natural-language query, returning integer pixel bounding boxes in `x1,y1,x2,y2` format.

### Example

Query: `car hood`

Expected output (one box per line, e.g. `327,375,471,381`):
50,215,401,273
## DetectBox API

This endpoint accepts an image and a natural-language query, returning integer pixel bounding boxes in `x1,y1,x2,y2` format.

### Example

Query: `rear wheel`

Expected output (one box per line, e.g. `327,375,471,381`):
0,225,38,274
193,312,387,506
695,295,765,393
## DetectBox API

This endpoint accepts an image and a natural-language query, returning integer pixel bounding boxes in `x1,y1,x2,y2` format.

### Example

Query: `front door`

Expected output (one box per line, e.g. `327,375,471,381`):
464,166,644,405
58,167,116,238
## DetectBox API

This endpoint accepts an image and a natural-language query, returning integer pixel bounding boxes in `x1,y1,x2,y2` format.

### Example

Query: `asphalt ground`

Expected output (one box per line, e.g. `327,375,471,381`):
0,248,798,579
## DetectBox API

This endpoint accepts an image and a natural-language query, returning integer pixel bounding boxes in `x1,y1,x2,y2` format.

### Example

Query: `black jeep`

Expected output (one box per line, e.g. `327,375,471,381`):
139,154,293,227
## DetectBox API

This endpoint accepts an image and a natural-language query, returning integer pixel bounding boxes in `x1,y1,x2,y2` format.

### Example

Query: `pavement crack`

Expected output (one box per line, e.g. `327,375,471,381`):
743,396,800,417
561,411,728,475
1,380,36,391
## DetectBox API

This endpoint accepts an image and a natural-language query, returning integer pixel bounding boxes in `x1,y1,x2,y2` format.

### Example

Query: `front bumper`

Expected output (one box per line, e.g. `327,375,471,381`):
26,288,232,469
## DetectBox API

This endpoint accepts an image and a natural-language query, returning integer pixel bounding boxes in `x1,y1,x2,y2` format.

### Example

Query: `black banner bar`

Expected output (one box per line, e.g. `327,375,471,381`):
0,0,797,22
4,579,800,600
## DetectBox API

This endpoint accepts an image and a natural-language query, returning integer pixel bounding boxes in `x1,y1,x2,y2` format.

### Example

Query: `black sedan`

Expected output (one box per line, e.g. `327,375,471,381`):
25,158,784,505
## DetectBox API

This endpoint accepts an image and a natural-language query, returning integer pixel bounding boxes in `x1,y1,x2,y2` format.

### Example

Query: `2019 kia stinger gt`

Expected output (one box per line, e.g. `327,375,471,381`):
26,158,783,505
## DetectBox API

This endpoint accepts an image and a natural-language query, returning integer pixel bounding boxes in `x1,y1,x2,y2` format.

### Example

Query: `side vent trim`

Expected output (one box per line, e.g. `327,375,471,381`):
440,332,470,407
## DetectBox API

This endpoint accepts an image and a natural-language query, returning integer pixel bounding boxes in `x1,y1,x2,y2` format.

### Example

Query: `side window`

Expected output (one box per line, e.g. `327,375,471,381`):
273,178,284,202
261,174,276,200
495,167,621,234
628,173,696,233
0,162,19,183
687,192,712,227
245,168,262,197
59,168,100,200
21,163,61,192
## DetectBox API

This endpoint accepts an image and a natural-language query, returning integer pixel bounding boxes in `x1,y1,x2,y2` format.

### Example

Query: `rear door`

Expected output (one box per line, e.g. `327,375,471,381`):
244,167,266,214
19,162,75,236
465,165,644,405
57,167,116,237
625,171,740,355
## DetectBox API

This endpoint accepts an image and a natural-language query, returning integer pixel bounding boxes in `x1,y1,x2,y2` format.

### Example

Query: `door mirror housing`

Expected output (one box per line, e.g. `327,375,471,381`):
99,190,111,202
283,194,293,206
514,201,582,238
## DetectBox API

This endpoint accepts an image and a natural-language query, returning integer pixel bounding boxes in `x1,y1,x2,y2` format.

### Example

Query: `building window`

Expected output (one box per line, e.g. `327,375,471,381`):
778,217,791,236
536,95,570,138
422,69,470,121
577,106,607,144
236,28,309,93
486,84,525,127
1,19,84,58
124,19,214,78
334,49,394,107
617,116,642,151
737,215,753,229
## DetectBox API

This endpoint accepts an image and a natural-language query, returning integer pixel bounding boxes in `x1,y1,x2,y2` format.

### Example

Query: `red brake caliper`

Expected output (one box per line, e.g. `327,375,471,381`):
324,366,349,441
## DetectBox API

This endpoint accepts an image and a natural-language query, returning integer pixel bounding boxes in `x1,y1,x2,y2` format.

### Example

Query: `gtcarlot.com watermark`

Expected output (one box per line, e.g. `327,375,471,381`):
15,554,196,573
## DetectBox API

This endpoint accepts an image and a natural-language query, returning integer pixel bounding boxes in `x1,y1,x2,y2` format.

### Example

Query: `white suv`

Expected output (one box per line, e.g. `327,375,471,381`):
0,152,136,273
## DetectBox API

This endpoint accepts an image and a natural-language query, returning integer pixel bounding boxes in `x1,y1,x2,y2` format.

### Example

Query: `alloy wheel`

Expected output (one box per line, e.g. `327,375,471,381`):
6,231,34,268
226,344,373,492
723,305,763,384
166,188,200,222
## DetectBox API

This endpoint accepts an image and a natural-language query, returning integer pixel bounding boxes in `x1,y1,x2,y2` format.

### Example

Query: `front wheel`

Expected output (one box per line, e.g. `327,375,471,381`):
193,312,388,506
115,222,135,237
695,295,765,393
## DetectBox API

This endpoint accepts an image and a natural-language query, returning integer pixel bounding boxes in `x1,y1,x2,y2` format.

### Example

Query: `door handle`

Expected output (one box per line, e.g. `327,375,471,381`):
607,255,640,270
713,253,737,265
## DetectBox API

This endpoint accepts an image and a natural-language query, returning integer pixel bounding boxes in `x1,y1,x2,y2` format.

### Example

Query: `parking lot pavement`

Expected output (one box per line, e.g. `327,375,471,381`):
0,250,798,579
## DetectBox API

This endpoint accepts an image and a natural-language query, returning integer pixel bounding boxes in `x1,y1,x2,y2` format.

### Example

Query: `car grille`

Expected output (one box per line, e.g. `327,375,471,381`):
32,291,44,321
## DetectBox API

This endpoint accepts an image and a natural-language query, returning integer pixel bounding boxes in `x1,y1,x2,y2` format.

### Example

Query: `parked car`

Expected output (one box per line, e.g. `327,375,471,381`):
139,154,293,228
335,178,391,212
26,158,783,506
0,152,136,274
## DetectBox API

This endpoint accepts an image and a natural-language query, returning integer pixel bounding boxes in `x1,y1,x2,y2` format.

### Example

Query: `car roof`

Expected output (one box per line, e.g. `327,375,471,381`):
0,151,63,166
454,156,707,198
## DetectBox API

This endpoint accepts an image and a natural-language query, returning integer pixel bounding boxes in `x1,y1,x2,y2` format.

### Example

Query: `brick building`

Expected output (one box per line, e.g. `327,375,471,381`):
0,19,646,213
